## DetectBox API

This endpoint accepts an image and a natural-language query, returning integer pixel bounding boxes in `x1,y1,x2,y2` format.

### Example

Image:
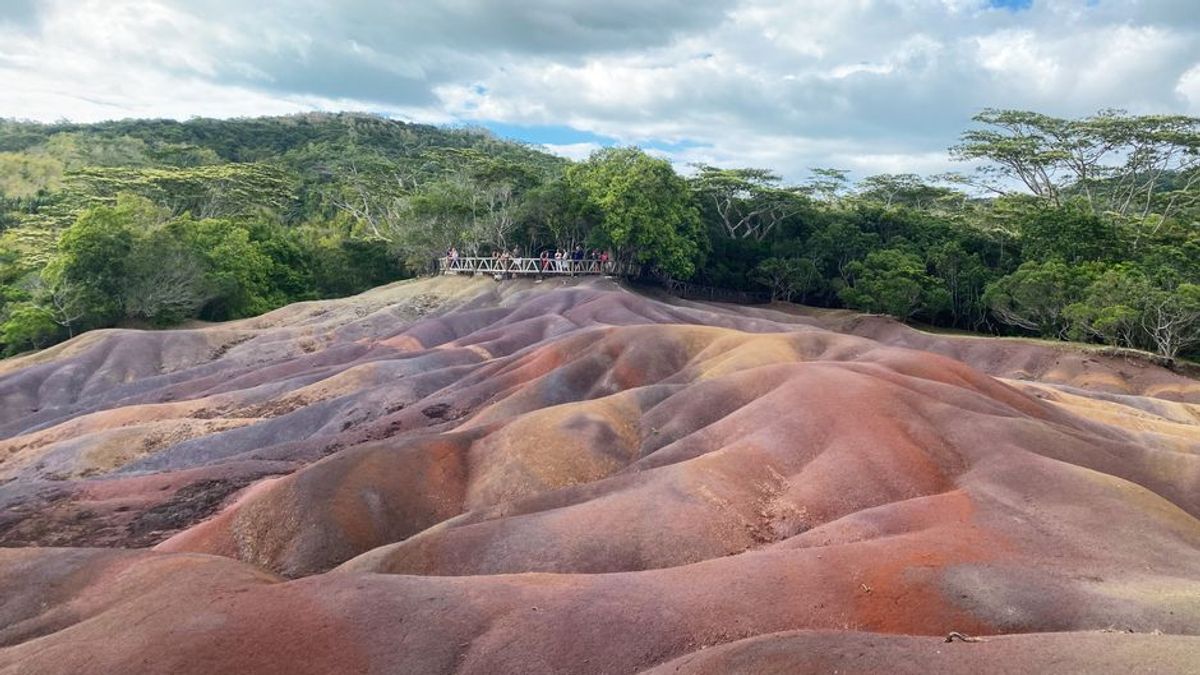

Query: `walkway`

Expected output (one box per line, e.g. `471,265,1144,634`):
440,256,641,277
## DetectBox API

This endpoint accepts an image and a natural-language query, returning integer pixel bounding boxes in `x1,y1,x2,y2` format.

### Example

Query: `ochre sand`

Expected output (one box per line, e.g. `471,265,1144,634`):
1,276,1198,673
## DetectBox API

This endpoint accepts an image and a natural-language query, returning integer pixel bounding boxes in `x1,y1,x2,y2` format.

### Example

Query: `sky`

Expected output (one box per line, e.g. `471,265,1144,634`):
1,0,1198,181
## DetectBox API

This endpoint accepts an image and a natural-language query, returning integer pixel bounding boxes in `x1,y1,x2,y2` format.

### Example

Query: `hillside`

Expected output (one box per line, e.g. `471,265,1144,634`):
1,112,563,231
0,113,567,356
1,277,1197,673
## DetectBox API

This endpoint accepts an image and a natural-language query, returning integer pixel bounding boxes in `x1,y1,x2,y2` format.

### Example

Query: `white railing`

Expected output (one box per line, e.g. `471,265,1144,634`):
440,256,641,277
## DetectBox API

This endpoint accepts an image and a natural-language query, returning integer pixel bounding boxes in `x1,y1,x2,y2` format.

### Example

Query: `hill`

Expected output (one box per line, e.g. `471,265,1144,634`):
0,113,567,355
1,112,563,231
1,277,1197,673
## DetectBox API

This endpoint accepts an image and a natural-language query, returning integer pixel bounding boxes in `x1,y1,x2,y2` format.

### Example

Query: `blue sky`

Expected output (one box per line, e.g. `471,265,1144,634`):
989,0,1034,10
2,0,1197,180
478,122,615,147
479,122,703,155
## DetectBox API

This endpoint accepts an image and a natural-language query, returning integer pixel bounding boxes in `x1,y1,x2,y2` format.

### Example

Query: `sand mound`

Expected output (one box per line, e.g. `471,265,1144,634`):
1,276,1197,673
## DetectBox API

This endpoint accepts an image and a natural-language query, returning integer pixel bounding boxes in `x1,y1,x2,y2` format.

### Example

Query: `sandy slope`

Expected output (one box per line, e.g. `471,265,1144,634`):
1,276,1198,673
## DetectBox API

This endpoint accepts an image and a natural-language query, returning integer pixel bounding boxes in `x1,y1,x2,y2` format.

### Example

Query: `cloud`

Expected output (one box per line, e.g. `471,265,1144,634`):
1179,63,1200,113
1,0,1198,181
541,142,605,162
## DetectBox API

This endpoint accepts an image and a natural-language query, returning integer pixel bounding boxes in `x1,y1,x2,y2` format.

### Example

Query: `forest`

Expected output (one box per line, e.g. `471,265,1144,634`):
0,109,1198,360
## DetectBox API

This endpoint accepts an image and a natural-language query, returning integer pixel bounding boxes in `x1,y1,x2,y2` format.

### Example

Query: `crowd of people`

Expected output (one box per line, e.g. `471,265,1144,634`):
443,245,614,280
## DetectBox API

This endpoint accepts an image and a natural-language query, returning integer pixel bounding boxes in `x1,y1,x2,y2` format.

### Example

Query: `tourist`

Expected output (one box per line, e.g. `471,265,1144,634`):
571,244,584,275
492,249,507,281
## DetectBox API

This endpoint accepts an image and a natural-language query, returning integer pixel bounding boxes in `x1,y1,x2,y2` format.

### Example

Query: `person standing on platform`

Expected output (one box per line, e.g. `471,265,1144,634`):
571,244,584,275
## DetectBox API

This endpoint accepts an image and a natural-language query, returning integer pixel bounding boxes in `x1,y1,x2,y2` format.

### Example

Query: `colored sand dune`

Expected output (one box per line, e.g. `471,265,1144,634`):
1,276,1198,673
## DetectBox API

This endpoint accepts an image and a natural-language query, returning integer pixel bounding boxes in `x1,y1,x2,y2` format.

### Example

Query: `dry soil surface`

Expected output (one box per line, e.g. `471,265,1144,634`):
1,276,1198,673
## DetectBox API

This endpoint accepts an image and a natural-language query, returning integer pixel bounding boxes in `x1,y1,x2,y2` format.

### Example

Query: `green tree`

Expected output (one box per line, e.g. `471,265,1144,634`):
1,302,61,354
519,176,600,251
753,257,822,302
122,225,212,325
307,235,404,297
804,168,851,201
927,240,991,329
1018,204,1122,263
0,153,64,200
1065,266,1200,359
176,216,277,320
1140,283,1200,359
984,261,1102,338
690,165,805,241
46,133,151,169
396,177,474,270
244,219,317,302
804,220,879,282
839,249,948,320
567,147,706,278
461,154,542,252
47,194,160,327
1064,265,1148,348
951,108,1200,233
857,174,965,211
950,109,1075,205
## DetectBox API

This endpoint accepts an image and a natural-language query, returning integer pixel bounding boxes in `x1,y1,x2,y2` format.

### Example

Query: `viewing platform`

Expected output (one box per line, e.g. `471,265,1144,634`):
440,256,642,277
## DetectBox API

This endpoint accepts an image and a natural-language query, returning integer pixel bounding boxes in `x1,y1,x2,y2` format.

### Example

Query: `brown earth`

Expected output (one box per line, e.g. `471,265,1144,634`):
0,275,1197,674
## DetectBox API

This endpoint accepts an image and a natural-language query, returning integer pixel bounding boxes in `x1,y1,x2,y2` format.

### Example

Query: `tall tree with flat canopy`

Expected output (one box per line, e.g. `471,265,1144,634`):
690,165,805,241
951,109,1200,242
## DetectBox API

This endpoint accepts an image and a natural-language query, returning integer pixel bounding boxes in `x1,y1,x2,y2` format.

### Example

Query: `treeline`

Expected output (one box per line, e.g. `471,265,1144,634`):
1,110,1198,360
689,110,1200,360
392,108,1200,360
1,194,403,348
0,113,557,353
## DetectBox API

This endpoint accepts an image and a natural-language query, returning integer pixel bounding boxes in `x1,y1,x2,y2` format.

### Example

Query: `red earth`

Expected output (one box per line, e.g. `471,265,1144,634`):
1,276,1198,673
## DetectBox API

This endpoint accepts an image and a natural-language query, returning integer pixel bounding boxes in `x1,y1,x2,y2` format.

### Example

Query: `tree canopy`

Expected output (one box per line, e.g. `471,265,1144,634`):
568,147,706,278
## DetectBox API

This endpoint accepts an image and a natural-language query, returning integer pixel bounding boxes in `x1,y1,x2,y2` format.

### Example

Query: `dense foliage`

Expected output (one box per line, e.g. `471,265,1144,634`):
0,113,554,353
684,109,1200,361
1,109,1198,360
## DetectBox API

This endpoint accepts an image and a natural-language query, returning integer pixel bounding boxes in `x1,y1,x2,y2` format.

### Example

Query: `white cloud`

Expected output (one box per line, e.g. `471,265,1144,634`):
1179,63,1200,113
1,0,1198,181
976,30,1062,94
540,142,604,161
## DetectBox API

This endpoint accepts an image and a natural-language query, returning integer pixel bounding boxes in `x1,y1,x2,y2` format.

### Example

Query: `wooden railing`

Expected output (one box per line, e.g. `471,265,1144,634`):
440,256,641,277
